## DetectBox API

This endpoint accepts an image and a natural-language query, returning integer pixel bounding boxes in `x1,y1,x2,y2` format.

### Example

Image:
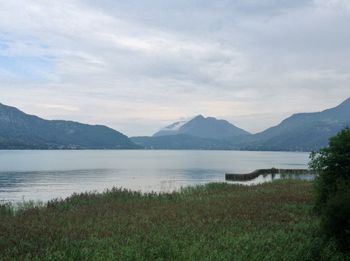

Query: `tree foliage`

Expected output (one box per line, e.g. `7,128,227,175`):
309,127,350,251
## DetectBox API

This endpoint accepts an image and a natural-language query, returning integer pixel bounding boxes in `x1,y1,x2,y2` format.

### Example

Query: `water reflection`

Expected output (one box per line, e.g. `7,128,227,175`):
0,150,311,203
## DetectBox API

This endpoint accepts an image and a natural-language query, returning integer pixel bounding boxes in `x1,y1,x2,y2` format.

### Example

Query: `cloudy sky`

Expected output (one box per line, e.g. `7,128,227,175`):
0,0,350,136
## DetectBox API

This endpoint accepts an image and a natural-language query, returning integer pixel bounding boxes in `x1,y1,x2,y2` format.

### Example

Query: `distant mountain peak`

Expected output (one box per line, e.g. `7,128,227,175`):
153,115,250,139
193,114,205,120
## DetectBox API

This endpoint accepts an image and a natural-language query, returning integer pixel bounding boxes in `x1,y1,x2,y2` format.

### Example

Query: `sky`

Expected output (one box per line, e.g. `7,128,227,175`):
0,0,350,136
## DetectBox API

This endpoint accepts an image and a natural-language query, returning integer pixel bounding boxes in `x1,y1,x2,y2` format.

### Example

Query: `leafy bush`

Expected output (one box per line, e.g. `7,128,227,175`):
310,127,350,251
322,188,350,251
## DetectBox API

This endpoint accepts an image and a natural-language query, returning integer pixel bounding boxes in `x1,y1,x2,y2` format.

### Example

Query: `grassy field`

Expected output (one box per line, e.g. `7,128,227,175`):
0,180,348,260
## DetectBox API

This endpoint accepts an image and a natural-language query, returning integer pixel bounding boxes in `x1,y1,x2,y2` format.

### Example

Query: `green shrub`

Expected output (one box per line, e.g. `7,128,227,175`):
321,186,350,251
310,127,350,251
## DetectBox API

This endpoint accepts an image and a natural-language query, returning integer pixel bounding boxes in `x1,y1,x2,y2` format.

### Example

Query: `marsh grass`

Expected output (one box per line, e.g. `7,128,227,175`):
0,180,348,260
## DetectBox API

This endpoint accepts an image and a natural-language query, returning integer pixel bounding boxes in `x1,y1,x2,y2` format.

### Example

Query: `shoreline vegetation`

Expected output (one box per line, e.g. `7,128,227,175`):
0,180,347,260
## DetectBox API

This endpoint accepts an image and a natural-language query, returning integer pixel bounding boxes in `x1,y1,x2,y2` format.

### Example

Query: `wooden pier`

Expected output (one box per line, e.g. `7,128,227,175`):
225,168,314,181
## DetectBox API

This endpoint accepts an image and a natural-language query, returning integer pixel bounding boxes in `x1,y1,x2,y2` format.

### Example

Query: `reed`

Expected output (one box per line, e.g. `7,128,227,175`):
0,180,346,260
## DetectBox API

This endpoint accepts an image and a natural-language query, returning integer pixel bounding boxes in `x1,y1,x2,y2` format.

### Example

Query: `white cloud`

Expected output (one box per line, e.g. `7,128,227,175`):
0,0,349,136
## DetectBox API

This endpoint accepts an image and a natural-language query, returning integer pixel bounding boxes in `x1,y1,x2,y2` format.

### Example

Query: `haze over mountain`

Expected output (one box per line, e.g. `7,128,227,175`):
2,97,350,151
132,115,250,149
132,98,350,151
153,115,250,139
0,103,138,149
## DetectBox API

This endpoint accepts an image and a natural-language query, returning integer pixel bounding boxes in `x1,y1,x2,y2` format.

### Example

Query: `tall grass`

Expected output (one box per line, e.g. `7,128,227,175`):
0,180,348,260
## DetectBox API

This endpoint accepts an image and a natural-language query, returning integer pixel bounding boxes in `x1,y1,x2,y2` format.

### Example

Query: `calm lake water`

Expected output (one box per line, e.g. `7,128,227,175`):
0,150,311,203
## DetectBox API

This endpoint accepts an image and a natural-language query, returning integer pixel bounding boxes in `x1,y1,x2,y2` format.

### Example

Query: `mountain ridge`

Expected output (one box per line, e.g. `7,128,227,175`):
153,114,250,139
238,97,350,151
2,97,350,151
133,97,350,151
0,103,138,149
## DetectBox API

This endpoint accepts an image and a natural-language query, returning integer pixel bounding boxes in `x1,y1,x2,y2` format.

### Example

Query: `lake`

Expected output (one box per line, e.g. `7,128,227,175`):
0,150,311,203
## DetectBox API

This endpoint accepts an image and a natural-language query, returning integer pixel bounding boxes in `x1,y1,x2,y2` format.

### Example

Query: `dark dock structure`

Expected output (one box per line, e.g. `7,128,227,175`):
225,168,314,181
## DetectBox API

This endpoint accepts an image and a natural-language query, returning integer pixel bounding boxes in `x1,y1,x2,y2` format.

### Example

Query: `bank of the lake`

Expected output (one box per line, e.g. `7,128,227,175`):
0,180,347,260
0,150,310,202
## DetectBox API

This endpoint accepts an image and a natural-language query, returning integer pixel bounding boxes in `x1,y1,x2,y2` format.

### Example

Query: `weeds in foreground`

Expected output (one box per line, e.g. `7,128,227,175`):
0,180,348,260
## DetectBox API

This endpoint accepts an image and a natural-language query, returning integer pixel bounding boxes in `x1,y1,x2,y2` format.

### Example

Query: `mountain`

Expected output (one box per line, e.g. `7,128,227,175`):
240,97,350,151
3,97,350,151
153,115,250,139
132,115,249,149
131,134,238,150
133,98,350,151
0,103,138,149
152,120,188,137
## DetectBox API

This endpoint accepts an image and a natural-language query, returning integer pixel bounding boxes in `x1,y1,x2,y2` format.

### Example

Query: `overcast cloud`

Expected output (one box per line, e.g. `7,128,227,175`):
0,0,350,136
